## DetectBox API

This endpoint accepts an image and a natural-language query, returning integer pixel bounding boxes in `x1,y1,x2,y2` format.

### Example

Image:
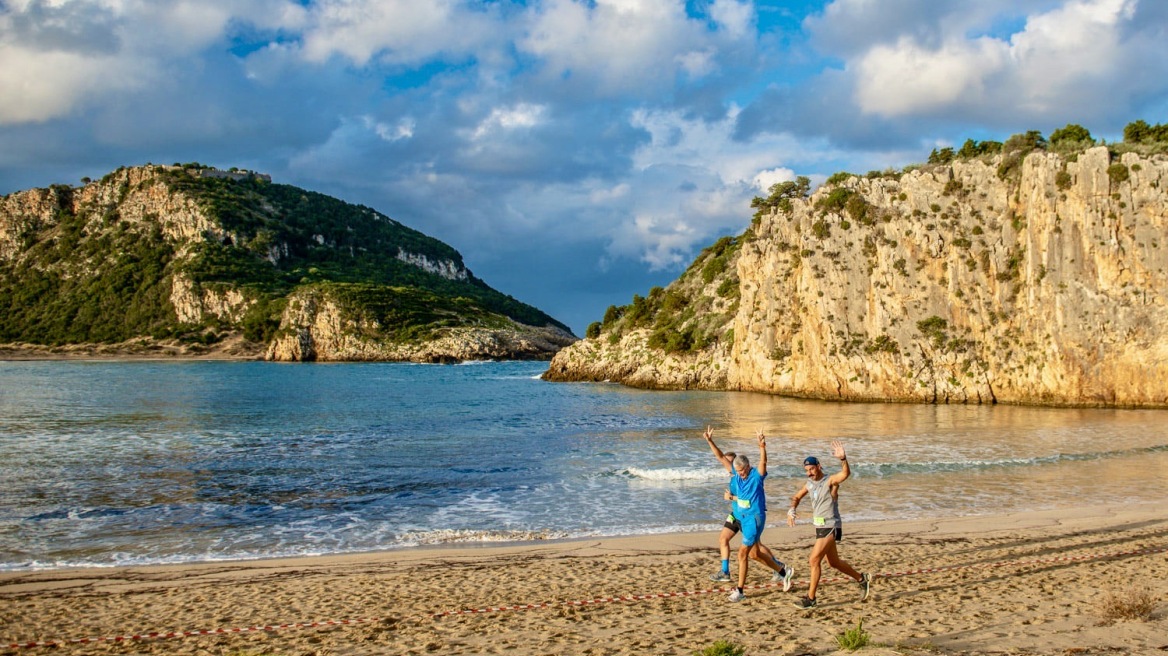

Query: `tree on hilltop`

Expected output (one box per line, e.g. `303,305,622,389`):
1124,120,1168,144
1049,124,1093,145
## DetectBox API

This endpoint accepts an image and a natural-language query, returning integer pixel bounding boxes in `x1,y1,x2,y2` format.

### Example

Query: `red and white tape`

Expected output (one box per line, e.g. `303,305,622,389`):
5,617,385,649
7,544,1165,649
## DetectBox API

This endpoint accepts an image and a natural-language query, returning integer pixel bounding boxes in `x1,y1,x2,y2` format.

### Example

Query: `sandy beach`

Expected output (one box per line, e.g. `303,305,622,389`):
0,336,264,362
2,502,1165,656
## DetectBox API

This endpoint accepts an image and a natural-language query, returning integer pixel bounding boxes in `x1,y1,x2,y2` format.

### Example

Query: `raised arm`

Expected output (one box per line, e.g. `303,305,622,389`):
756,430,767,476
827,440,851,485
704,426,733,473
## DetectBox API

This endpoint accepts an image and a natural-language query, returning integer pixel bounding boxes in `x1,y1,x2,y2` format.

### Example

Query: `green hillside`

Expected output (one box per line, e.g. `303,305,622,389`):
0,164,570,352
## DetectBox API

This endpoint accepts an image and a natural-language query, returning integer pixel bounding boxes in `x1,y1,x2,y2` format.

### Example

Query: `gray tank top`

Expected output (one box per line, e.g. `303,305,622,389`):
805,476,840,528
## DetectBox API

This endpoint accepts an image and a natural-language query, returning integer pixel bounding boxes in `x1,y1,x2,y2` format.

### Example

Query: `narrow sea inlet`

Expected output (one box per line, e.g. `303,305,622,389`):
2,360,1166,571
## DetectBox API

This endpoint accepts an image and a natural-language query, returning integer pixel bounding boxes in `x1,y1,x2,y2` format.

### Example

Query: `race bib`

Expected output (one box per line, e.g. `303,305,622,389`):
813,516,827,527
736,498,752,509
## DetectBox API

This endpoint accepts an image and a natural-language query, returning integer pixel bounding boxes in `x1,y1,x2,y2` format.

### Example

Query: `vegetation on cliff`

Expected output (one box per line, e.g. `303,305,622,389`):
0,164,571,359
586,234,742,354
0,205,177,345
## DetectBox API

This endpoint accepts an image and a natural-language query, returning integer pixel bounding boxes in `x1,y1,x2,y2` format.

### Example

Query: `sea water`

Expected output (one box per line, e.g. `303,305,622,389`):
1,360,1166,570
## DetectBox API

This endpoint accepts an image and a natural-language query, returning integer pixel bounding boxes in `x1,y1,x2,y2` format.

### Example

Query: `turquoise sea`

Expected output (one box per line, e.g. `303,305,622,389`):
1,360,1166,571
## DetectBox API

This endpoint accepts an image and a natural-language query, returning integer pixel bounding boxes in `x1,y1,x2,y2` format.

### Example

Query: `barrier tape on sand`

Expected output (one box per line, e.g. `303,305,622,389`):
4,617,388,650
7,544,1166,650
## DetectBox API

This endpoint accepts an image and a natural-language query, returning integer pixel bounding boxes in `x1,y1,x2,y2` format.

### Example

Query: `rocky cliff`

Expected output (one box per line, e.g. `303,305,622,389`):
264,284,575,362
545,145,1168,407
0,164,574,361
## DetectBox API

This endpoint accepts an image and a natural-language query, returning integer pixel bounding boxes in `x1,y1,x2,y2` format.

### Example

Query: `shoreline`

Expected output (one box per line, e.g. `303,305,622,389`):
3,502,1166,655
8,353,1168,411
0,499,1153,574
0,337,265,362
8,355,1168,410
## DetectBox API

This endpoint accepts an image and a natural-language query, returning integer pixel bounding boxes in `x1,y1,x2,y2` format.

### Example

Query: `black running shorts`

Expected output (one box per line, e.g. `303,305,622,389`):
815,526,843,541
723,513,741,534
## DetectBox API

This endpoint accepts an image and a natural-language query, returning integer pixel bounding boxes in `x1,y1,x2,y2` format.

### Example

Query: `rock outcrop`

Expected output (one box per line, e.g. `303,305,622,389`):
266,286,576,362
546,146,1168,407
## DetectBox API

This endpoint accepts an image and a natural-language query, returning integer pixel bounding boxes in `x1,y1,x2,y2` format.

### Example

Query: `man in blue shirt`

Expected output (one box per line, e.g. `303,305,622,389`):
704,427,793,594
726,429,775,602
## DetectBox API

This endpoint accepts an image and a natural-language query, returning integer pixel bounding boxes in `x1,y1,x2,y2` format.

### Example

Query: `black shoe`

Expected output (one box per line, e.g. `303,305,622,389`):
857,573,871,601
796,596,817,608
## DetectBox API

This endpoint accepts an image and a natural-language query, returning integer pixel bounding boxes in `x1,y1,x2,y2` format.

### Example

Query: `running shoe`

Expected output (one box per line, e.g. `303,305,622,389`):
857,572,871,600
781,566,795,593
728,588,746,603
796,596,817,608
709,570,732,582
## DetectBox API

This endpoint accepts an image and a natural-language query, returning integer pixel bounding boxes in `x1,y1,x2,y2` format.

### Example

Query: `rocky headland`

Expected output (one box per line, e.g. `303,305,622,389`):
546,142,1168,407
0,164,574,362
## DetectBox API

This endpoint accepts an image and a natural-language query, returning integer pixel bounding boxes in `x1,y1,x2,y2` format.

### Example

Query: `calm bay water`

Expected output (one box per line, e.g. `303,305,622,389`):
1,360,1166,571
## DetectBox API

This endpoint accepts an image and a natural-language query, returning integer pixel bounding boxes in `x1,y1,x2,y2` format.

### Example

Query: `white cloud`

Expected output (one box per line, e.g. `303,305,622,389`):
0,43,150,124
597,106,809,269
471,103,546,140
855,37,1007,117
1006,0,1137,112
589,183,631,204
400,101,808,274
629,106,803,187
676,49,716,78
807,0,1037,56
519,0,711,95
709,0,754,39
299,0,495,66
849,0,1142,119
0,2,137,123
0,0,305,125
611,212,700,270
132,0,304,50
131,1,233,51
752,167,796,193
366,116,415,142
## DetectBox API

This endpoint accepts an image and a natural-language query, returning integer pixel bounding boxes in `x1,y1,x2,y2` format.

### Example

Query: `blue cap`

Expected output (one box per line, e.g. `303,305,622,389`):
803,456,820,466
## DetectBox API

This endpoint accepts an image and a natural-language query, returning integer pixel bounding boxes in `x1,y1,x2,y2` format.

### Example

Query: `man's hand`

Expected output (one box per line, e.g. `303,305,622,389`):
831,440,846,460
704,426,714,441
756,430,766,449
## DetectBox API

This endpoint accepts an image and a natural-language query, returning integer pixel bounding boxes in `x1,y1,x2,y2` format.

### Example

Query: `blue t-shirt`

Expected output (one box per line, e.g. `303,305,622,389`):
731,468,767,519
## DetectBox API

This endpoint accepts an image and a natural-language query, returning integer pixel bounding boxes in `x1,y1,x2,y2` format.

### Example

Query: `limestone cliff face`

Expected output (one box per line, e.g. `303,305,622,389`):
547,147,1168,407
543,331,733,389
266,286,577,362
169,275,253,325
0,166,220,252
0,167,253,330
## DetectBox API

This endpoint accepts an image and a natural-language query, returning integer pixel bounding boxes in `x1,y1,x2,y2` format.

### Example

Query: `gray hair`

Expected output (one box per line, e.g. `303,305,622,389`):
733,454,750,471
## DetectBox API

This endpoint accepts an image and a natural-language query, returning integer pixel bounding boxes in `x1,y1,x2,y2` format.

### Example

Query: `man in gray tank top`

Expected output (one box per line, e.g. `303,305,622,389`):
786,440,871,608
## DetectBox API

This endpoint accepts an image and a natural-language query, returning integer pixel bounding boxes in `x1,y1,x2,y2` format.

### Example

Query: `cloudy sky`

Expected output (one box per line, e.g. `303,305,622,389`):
2,0,1166,334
